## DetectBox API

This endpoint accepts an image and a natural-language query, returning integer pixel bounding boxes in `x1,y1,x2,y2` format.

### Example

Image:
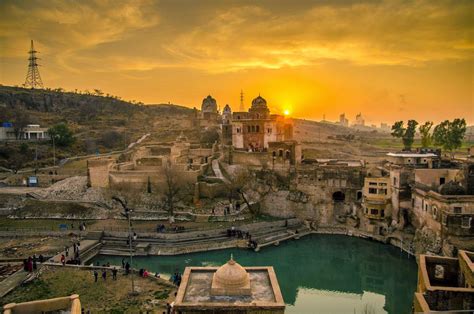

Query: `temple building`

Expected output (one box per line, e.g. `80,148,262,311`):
198,95,221,128
174,256,285,313
231,95,293,151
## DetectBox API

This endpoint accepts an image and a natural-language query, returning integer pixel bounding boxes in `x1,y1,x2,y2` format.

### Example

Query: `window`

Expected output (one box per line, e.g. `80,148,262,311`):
433,206,438,219
279,149,283,157
365,208,368,214
381,210,385,218
251,125,255,132
378,189,387,195
393,177,397,186
425,204,429,212
370,209,378,215
247,126,251,132
440,177,446,185
379,182,387,186
369,188,377,194
461,217,472,229
442,214,447,226
237,115,241,120
236,127,241,133
454,207,462,214
267,128,272,133
369,182,377,186
256,125,260,132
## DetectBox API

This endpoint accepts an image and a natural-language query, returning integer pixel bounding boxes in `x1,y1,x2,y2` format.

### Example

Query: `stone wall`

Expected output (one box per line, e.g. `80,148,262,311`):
87,158,114,188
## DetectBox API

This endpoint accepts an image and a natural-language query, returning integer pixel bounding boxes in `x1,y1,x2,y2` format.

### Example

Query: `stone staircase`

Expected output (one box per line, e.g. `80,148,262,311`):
98,218,307,256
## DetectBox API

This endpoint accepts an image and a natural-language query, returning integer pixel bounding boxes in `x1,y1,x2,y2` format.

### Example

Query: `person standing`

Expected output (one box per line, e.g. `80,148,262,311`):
121,258,125,269
102,269,107,281
60,254,65,266
94,270,98,282
65,246,69,257
112,267,117,280
33,255,37,271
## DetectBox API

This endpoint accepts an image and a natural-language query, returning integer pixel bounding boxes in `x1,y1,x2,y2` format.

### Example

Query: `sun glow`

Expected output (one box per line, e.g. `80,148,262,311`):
284,109,290,116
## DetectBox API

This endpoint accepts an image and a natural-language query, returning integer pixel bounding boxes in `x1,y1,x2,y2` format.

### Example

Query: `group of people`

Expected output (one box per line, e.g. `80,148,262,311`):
23,255,42,272
93,267,118,282
156,224,185,233
61,241,82,265
226,226,251,240
221,202,241,216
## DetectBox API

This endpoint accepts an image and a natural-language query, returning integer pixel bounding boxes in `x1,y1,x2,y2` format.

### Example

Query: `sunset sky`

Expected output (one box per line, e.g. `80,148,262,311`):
0,0,473,124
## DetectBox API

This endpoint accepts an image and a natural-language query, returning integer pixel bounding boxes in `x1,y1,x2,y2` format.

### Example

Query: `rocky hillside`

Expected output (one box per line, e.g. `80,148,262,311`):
0,86,196,169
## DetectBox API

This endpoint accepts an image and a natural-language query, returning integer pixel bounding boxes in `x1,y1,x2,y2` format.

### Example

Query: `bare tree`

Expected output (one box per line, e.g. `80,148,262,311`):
226,168,257,216
163,163,181,216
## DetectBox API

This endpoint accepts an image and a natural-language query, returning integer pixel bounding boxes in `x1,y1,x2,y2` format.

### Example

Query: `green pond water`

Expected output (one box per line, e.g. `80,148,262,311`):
92,235,418,314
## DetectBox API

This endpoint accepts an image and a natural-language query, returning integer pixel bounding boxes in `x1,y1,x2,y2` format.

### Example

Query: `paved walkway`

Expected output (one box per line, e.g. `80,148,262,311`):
50,240,99,263
211,159,230,184
0,269,31,298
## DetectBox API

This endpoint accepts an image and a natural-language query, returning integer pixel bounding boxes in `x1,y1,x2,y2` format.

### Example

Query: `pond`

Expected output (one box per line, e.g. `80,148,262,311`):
92,234,418,314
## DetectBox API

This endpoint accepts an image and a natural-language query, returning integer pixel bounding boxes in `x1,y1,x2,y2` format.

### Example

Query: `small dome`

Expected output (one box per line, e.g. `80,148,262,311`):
201,95,218,113
214,257,248,288
223,104,232,114
211,256,251,296
251,95,268,110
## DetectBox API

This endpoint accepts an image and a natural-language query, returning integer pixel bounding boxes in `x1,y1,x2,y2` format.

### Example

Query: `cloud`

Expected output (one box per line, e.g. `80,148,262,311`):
164,1,473,72
0,0,160,72
1,0,472,75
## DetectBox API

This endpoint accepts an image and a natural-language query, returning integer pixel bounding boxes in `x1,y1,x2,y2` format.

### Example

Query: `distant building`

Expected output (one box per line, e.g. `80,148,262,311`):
231,95,293,151
338,113,349,127
174,256,285,313
380,123,391,133
0,123,49,141
197,95,221,128
221,104,232,145
354,113,365,127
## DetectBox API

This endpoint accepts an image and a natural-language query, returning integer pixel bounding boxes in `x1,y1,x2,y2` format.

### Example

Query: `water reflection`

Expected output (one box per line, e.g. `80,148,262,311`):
92,235,417,314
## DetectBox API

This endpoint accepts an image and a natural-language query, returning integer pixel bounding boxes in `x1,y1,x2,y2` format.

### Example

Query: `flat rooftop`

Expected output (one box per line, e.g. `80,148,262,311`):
174,266,285,310
387,152,437,158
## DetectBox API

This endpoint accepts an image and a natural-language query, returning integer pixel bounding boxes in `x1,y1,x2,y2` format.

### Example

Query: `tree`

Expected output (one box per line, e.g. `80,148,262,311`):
163,163,181,216
12,110,30,139
419,121,433,148
391,120,418,151
226,168,257,216
48,123,74,147
433,118,467,157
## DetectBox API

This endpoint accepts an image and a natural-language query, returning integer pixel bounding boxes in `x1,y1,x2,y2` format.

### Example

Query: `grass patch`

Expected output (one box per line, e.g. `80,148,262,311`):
1,267,175,312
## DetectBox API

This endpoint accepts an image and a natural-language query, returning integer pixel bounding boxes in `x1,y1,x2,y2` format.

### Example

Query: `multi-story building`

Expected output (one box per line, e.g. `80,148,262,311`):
231,95,293,151
362,176,392,220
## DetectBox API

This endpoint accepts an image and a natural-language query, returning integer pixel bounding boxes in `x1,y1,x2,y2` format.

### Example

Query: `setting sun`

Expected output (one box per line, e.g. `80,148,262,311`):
284,109,290,116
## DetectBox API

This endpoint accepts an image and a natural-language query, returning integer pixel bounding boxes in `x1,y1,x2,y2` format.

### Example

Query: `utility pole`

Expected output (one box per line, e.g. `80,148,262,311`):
127,208,135,295
240,90,244,112
24,40,44,89
112,196,136,295
52,135,56,167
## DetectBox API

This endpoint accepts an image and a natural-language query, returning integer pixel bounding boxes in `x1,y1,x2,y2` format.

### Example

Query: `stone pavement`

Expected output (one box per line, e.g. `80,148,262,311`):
50,239,99,263
212,159,230,184
0,269,31,298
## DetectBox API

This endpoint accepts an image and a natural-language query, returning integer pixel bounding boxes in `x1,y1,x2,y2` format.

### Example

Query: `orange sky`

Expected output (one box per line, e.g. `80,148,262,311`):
0,0,473,125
